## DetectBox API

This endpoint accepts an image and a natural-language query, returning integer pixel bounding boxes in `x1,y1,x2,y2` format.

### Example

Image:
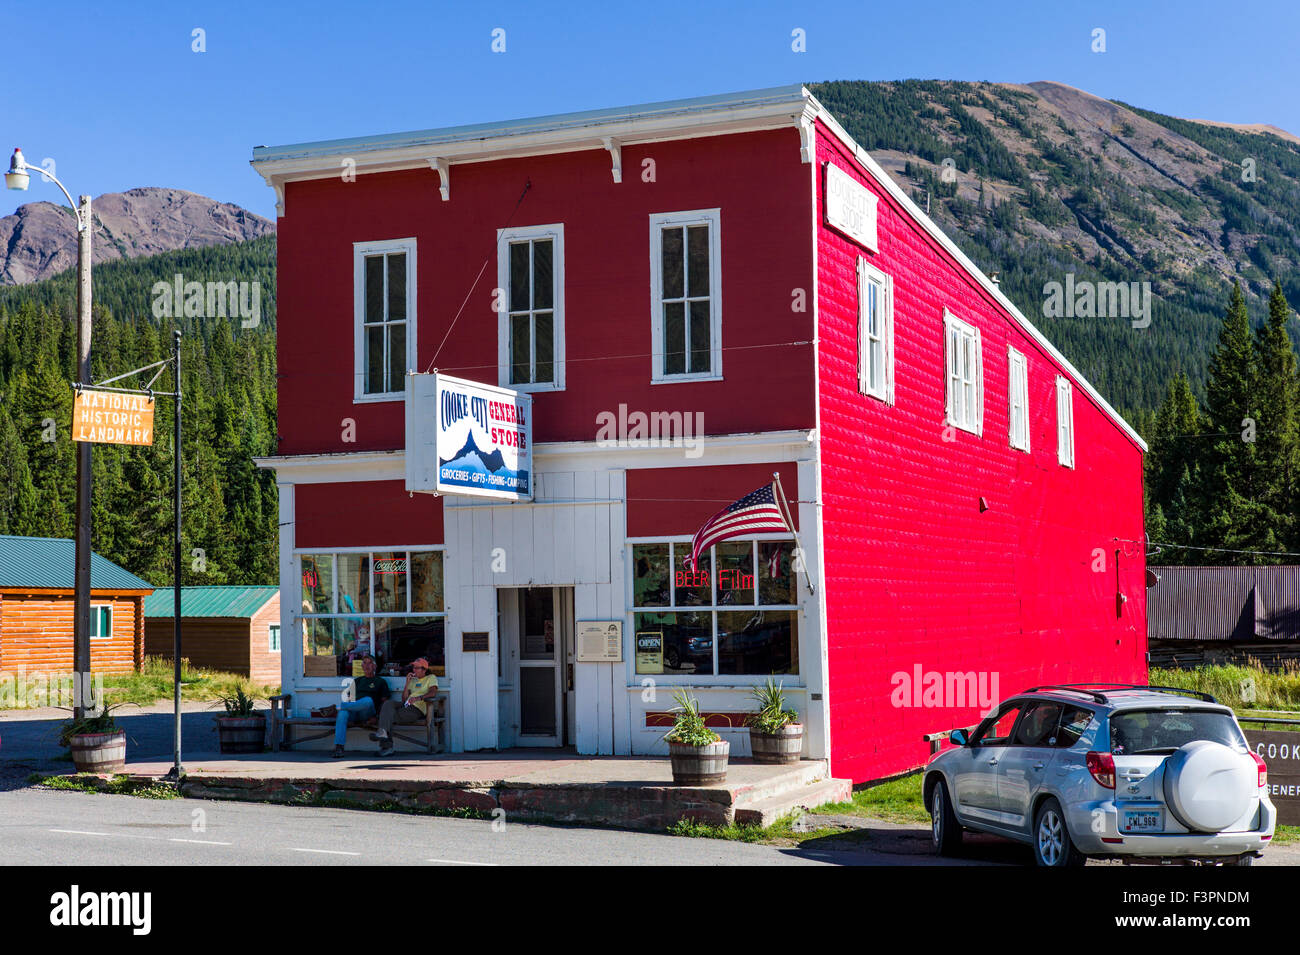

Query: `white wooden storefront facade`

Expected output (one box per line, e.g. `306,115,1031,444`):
262,430,829,759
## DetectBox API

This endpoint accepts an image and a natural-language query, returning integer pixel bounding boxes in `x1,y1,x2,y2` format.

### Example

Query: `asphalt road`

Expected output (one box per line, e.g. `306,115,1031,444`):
0,786,897,866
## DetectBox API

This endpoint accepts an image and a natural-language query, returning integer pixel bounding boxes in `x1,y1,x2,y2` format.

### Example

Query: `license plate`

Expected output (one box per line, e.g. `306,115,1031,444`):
1121,807,1164,833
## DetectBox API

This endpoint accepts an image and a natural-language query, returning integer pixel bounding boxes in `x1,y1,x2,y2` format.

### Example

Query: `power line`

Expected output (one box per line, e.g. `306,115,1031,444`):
1116,536,1300,559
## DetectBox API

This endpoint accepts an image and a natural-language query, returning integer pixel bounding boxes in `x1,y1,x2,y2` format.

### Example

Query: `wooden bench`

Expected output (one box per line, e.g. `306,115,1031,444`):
270,692,447,754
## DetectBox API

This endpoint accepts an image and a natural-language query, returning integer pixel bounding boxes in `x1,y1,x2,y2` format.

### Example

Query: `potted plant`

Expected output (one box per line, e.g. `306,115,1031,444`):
59,702,131,773
663,689,729,784
745,677,803,764
213,687,266,754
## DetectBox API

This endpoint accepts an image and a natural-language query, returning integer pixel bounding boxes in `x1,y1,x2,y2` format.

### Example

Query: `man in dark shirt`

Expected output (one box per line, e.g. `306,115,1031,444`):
332,655,390,757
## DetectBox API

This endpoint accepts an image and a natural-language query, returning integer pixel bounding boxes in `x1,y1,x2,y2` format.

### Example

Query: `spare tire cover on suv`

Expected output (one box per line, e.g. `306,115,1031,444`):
1162,740,1254,833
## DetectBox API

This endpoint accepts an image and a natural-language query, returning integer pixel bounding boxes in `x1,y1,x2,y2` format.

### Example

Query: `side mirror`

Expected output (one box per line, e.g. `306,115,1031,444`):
949,728,969,747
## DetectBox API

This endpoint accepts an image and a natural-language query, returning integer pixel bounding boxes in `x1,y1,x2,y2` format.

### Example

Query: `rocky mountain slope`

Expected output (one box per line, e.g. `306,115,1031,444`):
0,187,274,285
810,79,1300,416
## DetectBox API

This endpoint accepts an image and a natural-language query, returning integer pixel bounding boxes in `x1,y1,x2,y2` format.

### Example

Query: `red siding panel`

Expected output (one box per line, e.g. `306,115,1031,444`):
813,121,1147,783
296,481,443,548
626,463,799,537
275,129,816,457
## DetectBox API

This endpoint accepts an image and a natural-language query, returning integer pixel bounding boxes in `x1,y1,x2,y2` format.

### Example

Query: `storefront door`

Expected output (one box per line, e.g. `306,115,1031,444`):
505,586,572,747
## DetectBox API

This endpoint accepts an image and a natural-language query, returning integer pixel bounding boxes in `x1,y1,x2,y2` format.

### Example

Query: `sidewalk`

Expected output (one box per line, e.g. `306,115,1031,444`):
2,703,850,829
123,749,849,829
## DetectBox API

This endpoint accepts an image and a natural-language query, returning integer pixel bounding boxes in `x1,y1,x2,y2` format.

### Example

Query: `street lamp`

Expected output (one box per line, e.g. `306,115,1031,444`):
7,147,95,720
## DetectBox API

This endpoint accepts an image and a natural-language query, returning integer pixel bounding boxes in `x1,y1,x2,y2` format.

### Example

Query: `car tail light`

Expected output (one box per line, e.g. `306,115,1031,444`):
1250,752,1267,788
1087,751,1116,789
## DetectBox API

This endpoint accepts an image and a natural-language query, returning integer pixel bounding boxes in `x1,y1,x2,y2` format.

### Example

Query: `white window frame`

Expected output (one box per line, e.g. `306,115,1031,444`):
90,603,112,640
649,209,722,383
1007,346,1030,452
295,546,448,687
353,238,417,403
857,259,895,404
626,536,803,687
497,223,565,392
268,623,282,653
943,309,983,435
1056,375,1075,468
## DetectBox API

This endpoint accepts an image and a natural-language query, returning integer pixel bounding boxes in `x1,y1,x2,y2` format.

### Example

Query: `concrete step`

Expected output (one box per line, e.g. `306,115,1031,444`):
733,776,853,827
727,759,829,807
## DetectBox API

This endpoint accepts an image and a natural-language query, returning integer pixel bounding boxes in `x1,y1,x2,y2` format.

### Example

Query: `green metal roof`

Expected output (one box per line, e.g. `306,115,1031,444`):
0,535,154,591
143,586,278,619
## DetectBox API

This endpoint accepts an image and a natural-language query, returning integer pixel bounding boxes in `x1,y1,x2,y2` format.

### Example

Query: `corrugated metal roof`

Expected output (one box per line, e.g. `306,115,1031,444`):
1148,566,1300,641
143,586,278,619
0,535,154,591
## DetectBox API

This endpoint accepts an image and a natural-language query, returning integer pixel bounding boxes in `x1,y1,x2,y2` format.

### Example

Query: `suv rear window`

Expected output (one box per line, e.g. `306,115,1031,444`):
1108,709,1246,756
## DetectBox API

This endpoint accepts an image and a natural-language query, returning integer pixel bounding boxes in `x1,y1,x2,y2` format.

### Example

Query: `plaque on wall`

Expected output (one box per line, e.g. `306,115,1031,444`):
576,621,623,663
462,631,490,652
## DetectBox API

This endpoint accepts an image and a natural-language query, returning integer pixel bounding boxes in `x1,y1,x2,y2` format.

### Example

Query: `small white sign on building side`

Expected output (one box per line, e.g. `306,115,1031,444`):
825,161,879,253
405,371,533,501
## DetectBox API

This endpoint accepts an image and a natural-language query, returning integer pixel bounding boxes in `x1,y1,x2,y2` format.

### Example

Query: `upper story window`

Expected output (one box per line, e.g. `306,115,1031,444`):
354,238,416,402
1056,376,1075,468
858,259,894,403
498,224,564,391
1008,347,1030,452
650,209,722,382
943,310,982,435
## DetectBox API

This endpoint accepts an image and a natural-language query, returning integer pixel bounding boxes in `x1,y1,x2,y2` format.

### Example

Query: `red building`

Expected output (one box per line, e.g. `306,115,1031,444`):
252,86,1147,782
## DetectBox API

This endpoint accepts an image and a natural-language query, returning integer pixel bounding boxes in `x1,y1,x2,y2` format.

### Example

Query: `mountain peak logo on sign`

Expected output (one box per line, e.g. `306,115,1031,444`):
406,372,532,501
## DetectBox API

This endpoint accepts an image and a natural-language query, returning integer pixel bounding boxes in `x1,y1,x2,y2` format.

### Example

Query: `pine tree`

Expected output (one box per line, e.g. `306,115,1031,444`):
1252,281,1300,550
1196,283,1270,562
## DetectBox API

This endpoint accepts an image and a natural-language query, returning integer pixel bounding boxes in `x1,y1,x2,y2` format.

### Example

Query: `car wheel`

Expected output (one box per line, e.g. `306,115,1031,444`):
1033,797,1084,867
930,779,963,856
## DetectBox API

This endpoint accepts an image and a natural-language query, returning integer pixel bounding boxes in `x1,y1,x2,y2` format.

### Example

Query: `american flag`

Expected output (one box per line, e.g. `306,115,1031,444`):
684,482,792,573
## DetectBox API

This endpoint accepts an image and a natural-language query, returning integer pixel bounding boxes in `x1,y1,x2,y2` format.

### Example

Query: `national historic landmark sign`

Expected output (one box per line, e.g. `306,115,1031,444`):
72,388,155,446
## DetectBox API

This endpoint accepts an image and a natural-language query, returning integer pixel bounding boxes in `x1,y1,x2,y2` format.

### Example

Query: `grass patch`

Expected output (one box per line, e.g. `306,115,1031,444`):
1272,825,1299,845
0,655,278,711
32,773,180,799
1152,662,1300,714
667,811,818,844
810,773,929,825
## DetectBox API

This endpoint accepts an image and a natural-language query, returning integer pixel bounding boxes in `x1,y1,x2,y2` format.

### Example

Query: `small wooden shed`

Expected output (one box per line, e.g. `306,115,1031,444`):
143,586,281,685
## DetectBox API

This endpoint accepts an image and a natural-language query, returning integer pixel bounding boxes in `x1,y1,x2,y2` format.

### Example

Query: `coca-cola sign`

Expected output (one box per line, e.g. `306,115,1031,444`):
373,558,407,575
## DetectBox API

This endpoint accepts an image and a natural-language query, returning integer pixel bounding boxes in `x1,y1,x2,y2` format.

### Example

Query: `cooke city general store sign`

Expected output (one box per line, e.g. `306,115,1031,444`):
405,372,532,501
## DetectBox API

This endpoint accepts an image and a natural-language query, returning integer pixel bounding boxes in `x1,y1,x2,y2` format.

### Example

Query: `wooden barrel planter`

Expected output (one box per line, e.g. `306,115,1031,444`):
669,740,729,784
216,715,266,754
70,731,126,774
749,724,804,764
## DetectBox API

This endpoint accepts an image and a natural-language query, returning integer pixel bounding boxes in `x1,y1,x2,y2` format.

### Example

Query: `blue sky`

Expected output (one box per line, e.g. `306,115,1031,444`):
4,0,1297,220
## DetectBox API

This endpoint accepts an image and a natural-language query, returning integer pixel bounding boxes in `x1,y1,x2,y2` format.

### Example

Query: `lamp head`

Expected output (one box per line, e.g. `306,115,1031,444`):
5,148,29,191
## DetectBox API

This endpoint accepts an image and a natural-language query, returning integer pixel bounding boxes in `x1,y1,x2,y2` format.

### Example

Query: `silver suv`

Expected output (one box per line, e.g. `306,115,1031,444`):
924,685,1276,866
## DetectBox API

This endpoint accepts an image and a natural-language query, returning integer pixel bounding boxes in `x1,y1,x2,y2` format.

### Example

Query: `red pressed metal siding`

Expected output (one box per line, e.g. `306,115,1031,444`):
626,463,799,537
275,128,815,457
813,120,1147,783
296,481,443,549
